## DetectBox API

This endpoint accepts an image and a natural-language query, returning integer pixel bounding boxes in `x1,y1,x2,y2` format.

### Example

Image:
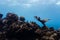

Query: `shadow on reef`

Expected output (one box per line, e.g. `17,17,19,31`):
0,13,60,40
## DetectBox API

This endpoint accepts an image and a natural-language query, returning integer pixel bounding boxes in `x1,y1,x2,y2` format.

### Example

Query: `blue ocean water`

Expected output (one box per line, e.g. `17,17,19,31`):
0,4,60,30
